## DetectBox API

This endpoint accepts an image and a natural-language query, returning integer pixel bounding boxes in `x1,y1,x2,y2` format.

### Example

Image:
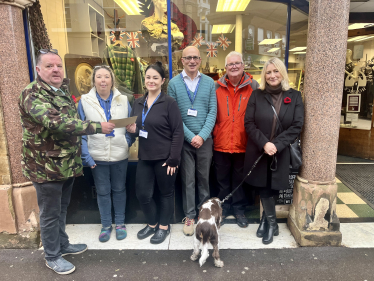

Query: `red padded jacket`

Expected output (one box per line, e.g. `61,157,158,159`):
213,72,259,153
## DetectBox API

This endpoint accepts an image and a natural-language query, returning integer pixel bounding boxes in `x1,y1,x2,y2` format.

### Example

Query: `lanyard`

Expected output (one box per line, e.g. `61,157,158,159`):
180,73,201,107
142,93,161,129
97,91,113,121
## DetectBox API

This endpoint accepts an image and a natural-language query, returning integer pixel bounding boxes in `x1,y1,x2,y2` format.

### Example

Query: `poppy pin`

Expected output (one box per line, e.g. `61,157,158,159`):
284,97,291,104
71,95,77,103
131,58,134,62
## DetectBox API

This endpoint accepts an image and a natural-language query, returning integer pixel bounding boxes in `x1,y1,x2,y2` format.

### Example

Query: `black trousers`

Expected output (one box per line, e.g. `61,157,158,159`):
33,178,74,261
136,159,177,226
214,151,248,215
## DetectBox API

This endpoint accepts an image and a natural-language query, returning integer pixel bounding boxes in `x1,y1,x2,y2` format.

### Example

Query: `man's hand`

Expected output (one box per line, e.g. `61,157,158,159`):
126,123,136,133
101,122,115,134
263,142,277,156
191,135,204,149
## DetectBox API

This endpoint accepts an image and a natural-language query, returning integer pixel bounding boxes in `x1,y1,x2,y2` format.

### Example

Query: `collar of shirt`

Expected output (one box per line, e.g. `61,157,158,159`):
96,91,113,103
49,84,65,95
181,69,201,82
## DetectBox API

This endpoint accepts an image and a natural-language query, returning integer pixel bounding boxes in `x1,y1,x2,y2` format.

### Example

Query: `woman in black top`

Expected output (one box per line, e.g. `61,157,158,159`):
127,62,184,244
244,58,304,245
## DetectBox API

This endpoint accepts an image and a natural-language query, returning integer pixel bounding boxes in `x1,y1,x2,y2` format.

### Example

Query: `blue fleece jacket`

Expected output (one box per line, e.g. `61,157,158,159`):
168,73,217,143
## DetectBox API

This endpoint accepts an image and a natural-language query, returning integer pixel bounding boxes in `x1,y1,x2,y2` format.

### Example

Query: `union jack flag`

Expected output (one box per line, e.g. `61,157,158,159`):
206,43,218,57
125,32,140,48
216,34,232,51
109,31,116,42
191,33,205,48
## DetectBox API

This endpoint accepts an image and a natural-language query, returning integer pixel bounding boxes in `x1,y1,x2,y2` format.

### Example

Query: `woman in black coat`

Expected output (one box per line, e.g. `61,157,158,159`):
244,57,304,244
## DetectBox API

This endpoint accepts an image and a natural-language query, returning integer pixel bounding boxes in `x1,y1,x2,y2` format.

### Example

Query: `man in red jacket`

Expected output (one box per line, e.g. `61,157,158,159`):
213,51,259,227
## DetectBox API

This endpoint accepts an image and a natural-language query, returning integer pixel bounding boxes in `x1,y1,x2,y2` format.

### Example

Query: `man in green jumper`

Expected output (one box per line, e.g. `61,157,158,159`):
168,46,217,235
19,49,115,275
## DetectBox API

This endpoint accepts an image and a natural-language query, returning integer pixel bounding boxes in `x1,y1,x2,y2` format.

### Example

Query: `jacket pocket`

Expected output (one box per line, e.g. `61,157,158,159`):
45,151,81,181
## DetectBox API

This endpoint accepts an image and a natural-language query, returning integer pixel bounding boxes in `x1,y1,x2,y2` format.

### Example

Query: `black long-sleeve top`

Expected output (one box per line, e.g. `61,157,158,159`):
130,92,184,167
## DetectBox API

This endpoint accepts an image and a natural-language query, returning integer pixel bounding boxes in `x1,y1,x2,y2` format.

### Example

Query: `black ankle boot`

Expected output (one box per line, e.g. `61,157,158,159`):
256,211,268,238
261,197,279,245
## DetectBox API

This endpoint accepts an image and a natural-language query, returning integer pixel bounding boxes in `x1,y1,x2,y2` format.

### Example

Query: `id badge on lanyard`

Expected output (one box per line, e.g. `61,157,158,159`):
180,73,200,117
141,93,161,138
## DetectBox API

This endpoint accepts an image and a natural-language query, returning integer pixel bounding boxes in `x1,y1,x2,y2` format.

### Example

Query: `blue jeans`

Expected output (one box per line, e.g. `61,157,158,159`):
91,160,128,227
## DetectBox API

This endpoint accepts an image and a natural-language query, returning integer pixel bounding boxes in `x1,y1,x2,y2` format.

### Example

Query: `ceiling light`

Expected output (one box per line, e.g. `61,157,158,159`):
289,47,307,51
355,35,374,42
258,39,282,45
294,52,306,54
114,0,140,15
216,0,251,12
348,23,374,30
212,24,236,34
267,48,280,52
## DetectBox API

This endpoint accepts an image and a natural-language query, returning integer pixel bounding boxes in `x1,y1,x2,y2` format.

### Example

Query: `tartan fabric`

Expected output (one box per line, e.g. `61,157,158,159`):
108,45,135,91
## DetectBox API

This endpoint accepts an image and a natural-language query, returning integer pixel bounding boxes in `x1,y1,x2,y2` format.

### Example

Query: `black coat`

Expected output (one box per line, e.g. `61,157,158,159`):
243,88,304,190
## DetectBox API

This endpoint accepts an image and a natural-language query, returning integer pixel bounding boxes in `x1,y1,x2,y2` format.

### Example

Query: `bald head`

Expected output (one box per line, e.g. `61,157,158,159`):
181,46,201,78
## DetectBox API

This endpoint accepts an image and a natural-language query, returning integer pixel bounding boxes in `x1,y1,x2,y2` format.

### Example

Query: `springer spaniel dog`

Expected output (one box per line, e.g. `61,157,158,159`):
190,197,224,267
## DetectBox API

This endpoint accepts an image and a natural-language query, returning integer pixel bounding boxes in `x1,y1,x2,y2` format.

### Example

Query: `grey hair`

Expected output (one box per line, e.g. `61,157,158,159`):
90,65,116,91
259,57,290,91
225,51,244,66
36,52,62,66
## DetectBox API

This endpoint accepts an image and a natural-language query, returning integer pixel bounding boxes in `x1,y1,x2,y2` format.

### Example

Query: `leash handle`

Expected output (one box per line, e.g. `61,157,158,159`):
221,152,265,204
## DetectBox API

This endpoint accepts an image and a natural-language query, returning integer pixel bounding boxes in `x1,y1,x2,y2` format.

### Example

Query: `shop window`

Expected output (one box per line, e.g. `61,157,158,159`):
169,0,288,83
342,33,374,130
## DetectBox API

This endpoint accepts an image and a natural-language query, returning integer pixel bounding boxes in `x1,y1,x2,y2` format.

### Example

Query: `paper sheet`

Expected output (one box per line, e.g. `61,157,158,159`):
109,116,137,128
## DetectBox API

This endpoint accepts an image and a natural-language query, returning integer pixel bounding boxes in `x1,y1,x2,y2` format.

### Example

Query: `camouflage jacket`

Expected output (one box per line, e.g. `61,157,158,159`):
19,77,102,183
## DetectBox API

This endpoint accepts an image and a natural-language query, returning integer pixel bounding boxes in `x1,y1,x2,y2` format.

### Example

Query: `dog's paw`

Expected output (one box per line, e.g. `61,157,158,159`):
214,259,224,268
190,254,199,261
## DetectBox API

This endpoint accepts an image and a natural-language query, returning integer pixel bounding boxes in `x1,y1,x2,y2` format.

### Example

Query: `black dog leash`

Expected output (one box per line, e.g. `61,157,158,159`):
221,152,265,204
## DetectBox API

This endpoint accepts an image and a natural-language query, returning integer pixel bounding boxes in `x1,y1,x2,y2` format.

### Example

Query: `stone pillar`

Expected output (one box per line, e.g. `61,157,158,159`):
0,0,40,248
235,14,242,53
288,0,350,246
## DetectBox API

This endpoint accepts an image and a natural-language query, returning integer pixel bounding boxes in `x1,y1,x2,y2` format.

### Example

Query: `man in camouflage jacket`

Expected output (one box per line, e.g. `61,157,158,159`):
19,50,115,275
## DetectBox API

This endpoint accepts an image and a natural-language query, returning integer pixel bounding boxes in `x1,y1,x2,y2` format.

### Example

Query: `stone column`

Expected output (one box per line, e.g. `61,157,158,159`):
288,0,350,246
0,0,39,248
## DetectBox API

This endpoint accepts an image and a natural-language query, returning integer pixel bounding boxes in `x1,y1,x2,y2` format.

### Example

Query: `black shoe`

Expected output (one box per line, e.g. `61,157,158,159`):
235,214,248,228
150,225,170,244
256,211,268,238
261,197,279,245
137,225,157,240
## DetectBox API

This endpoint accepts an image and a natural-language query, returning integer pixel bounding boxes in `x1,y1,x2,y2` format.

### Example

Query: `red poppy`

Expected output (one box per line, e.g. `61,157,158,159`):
284,97,291,104
71,95,77,103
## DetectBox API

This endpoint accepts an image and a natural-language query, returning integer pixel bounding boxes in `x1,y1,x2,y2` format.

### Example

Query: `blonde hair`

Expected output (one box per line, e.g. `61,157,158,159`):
259,58,290,91
91,65,116,91
225,51,243,66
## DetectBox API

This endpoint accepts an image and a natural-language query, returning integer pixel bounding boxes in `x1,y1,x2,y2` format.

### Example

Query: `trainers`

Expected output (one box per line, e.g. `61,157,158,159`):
182,217,195,236
45,257,75,275
61,243,88,256
116,224,127,240
99,225,112,242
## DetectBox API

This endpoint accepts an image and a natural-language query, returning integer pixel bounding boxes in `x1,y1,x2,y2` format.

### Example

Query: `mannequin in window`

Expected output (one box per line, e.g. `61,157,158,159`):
141,0,184,55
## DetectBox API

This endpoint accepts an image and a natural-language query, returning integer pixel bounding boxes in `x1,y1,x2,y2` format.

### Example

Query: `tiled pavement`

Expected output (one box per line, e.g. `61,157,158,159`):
336,178,374,221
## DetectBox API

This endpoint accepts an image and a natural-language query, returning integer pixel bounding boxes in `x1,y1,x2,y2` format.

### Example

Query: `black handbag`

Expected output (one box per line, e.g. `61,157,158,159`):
271,105,302,172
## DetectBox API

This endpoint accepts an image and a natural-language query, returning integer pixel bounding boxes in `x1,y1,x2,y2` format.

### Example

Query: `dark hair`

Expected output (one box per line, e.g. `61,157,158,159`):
145,61,165,79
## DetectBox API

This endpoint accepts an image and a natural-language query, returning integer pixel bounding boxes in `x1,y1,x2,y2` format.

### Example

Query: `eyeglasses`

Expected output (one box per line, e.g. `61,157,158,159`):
226,62,243,68
39,49,58,55
182,56,201,61
94,65,111,69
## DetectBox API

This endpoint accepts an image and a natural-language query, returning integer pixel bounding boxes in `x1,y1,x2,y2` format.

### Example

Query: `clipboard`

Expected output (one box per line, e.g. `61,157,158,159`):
109,116,137,128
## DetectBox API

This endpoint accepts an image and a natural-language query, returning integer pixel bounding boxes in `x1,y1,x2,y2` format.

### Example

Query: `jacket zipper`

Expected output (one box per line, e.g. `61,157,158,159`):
238,94,242,111
226,96,229,116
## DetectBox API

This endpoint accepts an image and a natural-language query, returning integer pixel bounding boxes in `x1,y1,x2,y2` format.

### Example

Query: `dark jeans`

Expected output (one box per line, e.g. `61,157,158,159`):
136,159,177,226
33,178,74,261
180,138,213,219
214,151,248,215
91,160,128,227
